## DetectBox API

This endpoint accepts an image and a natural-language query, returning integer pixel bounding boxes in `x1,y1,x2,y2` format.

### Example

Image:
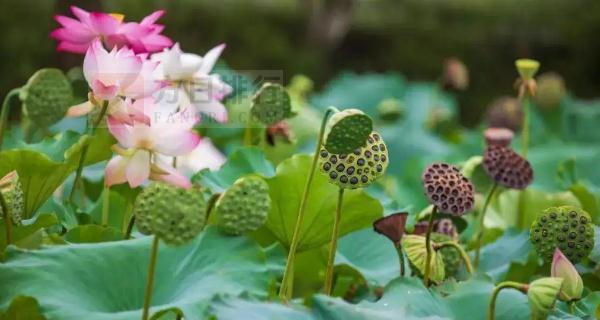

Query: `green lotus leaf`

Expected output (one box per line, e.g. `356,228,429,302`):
0,227,282,320
263,154,383,252
0,213,59,252
206,295,312,320
475,229,533,281
0,295,46,320
64,225,122,243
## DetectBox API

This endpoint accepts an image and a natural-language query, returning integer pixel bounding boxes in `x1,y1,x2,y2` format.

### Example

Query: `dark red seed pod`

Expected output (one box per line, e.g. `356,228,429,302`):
421,163,475,216
412,218,458,241
373,212,408,244
482,145,533,189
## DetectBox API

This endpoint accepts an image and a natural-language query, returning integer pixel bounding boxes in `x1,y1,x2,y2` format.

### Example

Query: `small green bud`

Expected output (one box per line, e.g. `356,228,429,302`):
318,131,388,189
215,176,271,235
0,171,24,225
19,68,73,127
527,277,563,320
251,83,293,125
401,234,445,284
134,183,206,245
534,72,566,111
324,108,373,154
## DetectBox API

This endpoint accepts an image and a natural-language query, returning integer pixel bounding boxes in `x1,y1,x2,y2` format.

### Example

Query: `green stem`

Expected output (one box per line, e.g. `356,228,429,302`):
324,187,345,295
279,106,338,300
521,95,530,157
124,215,135,240
488,281,528,320
474,183,498,267
67,100,109,205
395,243,405,277
567,301,575,315
205,193,221,222
142,235,160,320
0,191,13,245
423,206,437,286
436,241,474,275
0,88,21,152
102,185,110,226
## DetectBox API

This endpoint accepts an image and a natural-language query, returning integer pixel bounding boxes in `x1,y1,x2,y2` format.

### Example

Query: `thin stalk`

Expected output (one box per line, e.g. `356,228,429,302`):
205,193,221,222
0,88,21,151
102,185,110,226
474,183,498,267
68,100,109,205
488,281,528,320
142,235,160,320
279,106,338,300
568,301,575,315
324,188,345,295
395,243,405,277
436,241,474,275
0,191,12,245
423,206,437,286
520,94,531,157
124,215,136,239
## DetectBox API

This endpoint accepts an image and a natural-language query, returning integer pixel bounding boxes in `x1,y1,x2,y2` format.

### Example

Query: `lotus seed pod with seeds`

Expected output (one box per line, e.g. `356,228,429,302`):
534,72,566,111
422,163,475,216
515,59,540,81
19,68,73,127
485,96,522,132
318,132,388,189
412,218,458,241
529,206,594,263
134,183,207,245
250,83,292,125
377,98,403,122
215,176,271,235
323,108,373,154
0,171,24,225
483,145,533,189
484,127,514,147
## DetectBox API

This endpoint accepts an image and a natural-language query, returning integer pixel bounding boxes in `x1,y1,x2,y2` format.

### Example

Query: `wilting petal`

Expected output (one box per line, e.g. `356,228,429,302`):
66,101,94,117
105,155,129,187
126,150,150,187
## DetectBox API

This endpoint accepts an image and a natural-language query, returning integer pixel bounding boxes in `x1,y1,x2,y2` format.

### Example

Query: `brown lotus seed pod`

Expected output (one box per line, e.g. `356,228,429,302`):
373,212,408,244
442,57,469,91
412,218,458,241
485,96,522,132
421,163,475,216
484,127,514,147
482,145,533,189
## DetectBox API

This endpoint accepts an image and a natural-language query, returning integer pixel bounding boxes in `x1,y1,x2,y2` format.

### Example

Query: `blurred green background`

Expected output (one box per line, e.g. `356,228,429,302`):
1,0,599,126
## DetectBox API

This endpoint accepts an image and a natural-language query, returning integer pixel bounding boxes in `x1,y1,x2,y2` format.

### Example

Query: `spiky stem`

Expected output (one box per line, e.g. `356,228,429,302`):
279,106,338,300
474,183,498,267
435,241,473,275
324,187,345,295
488,281,528,320
0,88,20,152
423,206,437,286
142,235,160,320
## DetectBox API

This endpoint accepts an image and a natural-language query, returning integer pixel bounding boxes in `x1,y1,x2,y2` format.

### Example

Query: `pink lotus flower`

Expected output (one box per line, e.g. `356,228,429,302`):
152,43,232,123
51,6,172,54
105,110,200,188
551,248,583,301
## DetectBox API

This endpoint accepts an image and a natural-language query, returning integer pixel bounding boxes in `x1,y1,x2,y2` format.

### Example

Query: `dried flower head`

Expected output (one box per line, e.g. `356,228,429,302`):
412,217,458,241
442,57,469,91
422,163,475,216
530,206,595,263
319,132,388,189
482,145,533,189
484,127,514,147
485,96,522,132
373,212,408,244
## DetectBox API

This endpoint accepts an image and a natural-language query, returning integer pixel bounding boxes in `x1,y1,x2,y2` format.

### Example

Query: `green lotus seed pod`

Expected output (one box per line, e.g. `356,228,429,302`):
377,98,403,122
534,72,566,111
134,183,207,245
19,68,73,127
215,175,271,235
250,83,293,125
515,59,540,81
0,171,24,225
324,108,373,154
431,233,461,277
318,131,388,189
529,206,594,263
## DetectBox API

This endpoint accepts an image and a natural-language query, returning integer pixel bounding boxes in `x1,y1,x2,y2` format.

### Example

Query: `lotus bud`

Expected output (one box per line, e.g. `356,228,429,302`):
534,72,566,111
318,131,388,189
373,212,408,245
0,171,24,225
134,183,207,245
323,108,373,154
19,68,73,127
527,277,563,320
485,97,522,132
251,83,293,125
484,127,514,147
377,98,404,122
551,248,583,302
442,57,469,91
214,175,271,235
530,206,594,263
401,234,445,284
482,144,533,189
422,163,475,216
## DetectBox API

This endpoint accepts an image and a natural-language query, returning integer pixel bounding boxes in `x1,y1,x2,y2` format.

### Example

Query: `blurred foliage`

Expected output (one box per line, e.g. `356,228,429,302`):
2,0,600,126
